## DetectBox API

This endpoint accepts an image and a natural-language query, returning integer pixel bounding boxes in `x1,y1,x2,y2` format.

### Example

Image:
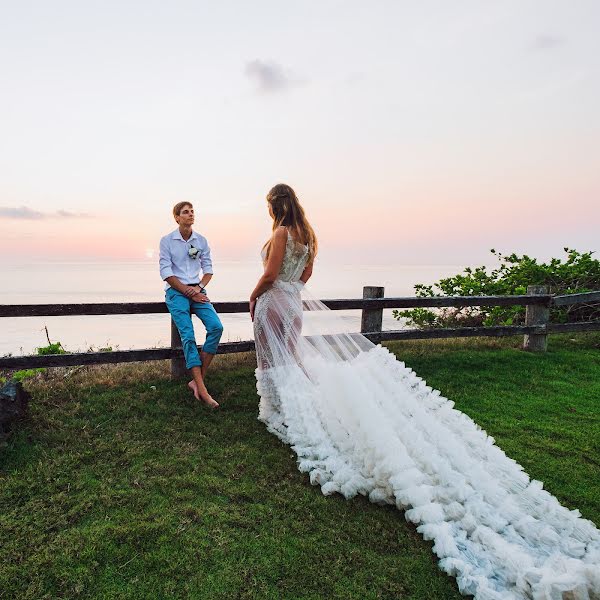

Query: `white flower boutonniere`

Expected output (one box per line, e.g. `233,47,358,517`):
188,245,200,259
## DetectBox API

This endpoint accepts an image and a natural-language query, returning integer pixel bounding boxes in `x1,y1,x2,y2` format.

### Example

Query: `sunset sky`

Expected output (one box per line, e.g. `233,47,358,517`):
0,1,598,266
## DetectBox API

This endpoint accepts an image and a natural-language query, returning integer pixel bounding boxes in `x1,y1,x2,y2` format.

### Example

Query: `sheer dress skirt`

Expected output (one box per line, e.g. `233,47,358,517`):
252,281,600,600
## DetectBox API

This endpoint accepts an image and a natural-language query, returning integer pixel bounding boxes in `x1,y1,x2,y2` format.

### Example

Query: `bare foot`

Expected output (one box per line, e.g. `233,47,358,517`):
188,380,219,409
201,393,219,409
187,379,199,398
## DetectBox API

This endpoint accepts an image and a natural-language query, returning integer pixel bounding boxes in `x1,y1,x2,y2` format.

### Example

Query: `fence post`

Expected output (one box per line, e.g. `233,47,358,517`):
170,318,187,379
523,285,549,352
361,286,384,341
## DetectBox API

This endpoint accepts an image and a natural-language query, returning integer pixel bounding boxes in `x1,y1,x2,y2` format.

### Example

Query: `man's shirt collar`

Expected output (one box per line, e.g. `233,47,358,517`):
171,229,199,242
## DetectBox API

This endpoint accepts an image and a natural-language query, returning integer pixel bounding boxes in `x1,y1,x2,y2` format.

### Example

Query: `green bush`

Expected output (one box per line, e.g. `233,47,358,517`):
394,248,600,328
36,342,66,356
2,342,67,382
12,368,46,381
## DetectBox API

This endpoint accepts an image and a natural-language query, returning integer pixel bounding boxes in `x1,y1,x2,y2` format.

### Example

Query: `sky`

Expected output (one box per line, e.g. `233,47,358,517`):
0,0,598,266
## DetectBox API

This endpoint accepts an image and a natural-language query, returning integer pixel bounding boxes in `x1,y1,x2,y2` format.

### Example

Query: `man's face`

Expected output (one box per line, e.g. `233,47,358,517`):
176,205,195,226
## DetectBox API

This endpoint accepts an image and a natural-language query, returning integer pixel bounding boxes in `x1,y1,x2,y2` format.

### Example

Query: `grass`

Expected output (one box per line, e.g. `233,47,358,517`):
1,334,599,599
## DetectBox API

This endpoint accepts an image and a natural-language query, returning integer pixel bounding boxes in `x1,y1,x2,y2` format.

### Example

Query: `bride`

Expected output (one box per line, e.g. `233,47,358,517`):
249,183,600,600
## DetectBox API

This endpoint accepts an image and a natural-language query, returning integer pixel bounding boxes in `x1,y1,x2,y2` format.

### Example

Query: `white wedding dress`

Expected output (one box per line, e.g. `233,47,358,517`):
253,231,600,600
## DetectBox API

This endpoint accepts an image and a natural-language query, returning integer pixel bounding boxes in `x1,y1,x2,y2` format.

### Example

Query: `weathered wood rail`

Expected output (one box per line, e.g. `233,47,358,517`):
0,294,553,317
0,287,598,374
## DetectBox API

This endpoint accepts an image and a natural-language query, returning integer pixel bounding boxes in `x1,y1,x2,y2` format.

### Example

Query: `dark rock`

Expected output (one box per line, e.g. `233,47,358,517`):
0,379,30,437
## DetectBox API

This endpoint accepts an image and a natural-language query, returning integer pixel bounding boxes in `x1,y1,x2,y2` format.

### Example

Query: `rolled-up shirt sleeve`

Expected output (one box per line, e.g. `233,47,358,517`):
159,236,175,280
200,240,214,275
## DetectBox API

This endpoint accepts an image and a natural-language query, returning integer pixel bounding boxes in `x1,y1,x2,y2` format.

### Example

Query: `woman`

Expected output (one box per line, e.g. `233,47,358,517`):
250,184,599,600
250,183,316,370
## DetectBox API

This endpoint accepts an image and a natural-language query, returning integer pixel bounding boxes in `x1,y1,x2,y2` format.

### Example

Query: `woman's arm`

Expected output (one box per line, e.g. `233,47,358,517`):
250,227,287,302
249,227,287,320
299,261,313,284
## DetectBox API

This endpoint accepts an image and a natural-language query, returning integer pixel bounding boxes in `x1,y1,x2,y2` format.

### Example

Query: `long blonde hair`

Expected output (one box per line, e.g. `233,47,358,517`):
263,183,318,262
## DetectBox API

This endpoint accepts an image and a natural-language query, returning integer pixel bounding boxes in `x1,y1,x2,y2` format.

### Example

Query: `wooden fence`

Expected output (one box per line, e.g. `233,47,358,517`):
1,286,598,376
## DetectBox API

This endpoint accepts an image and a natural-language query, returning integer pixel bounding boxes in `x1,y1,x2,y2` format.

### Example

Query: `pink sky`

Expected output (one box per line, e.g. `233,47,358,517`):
0,2,598,266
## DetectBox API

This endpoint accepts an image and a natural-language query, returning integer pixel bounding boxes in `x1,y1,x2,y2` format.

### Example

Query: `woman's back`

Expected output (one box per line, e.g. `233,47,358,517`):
262,229,309,283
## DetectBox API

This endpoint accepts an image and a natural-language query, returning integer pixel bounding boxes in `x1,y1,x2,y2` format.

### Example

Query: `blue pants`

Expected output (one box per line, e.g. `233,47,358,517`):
166,288,224,370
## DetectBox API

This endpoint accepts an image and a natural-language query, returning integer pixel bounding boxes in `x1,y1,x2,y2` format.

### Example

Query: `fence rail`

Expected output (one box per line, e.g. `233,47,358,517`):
0,294,554,318
552,290,600,307
1,288,598,373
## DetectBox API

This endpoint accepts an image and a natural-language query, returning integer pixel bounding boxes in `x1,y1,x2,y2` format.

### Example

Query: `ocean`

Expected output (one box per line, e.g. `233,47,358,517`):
1,261,465,357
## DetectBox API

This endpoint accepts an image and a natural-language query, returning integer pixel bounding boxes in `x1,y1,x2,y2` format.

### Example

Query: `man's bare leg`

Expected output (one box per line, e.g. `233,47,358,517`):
188,352,216,399
187,366,218,409
199,351,215,379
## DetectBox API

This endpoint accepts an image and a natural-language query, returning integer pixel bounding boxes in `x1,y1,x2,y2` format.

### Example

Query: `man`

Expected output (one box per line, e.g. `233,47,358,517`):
159,202,223,408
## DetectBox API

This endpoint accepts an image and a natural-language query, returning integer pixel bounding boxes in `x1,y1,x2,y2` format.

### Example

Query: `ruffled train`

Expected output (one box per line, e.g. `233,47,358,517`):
255,345,600,600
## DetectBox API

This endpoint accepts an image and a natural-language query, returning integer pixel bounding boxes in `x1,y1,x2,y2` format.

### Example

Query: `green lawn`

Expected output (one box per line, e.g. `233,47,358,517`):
1,335,599,599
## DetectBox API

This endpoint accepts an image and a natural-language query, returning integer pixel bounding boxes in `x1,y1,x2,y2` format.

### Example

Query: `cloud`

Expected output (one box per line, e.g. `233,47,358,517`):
0,206,45,220
532,35,565,50
56,209,90,218
0,206,91,220
245,59,296,93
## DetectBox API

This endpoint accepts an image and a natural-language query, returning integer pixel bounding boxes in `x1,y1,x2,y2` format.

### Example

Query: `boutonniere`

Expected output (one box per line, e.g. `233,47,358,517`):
188,245,200,259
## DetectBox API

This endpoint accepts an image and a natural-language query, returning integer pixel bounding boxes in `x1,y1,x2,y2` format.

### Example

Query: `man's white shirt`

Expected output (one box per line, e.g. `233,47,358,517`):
159,229,213,289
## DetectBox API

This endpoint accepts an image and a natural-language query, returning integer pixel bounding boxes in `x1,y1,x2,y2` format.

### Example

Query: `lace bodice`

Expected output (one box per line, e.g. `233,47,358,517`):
261,230,309,283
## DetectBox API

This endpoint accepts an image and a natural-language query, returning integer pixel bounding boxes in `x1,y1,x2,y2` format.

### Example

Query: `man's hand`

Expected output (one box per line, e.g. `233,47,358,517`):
183,286,198,298
192,291,210,303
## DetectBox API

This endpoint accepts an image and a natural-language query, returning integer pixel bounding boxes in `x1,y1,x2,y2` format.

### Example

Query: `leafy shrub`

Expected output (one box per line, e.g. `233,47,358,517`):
36,342,66,356
12,368,45,381
394,249,600,328
0,340,67,383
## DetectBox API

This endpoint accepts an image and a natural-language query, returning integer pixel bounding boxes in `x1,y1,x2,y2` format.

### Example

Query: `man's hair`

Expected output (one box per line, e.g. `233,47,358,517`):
173,201,193,218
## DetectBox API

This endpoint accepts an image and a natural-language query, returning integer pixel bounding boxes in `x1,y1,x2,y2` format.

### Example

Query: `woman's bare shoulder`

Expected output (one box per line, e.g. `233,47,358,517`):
270,226,288,246
272,226,288,240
